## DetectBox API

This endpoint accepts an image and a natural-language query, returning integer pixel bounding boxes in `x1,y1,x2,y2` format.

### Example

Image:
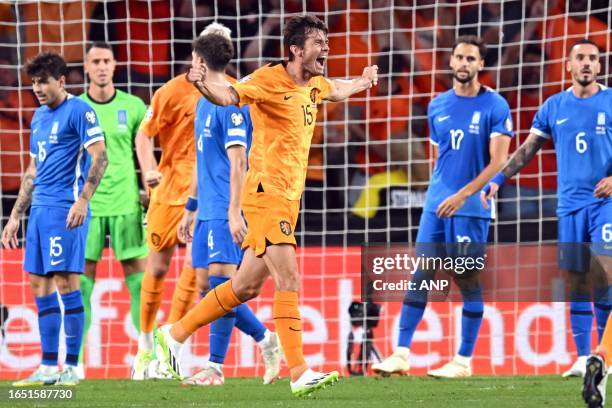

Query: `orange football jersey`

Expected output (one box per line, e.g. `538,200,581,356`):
232,62,332,200
139,74,201,205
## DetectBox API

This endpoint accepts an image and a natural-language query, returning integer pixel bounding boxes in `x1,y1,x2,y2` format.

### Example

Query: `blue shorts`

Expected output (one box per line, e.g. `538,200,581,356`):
415,211,490,259
192,219,243,268
24,206,89,275
558,200,612,272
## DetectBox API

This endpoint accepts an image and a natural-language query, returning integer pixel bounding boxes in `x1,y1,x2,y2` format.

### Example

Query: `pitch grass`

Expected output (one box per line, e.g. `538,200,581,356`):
0,376,588,407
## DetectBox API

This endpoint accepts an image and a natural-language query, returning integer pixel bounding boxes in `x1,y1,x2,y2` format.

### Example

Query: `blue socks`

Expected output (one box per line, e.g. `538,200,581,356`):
594,287,612,341
208,276,236,364
235,304,267,342
207,275,269,364
35,293,61,366
61,290,84,367
570,293,593,357
458,287,484,357
396,270,484,359
397,269,430,348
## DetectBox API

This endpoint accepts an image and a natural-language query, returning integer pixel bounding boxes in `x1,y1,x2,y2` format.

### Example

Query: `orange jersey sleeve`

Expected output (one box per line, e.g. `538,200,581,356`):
139,74,201,205
237,63,333,201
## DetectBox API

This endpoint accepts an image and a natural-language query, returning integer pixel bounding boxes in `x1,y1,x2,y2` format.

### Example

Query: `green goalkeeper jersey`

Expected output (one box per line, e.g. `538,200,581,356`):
80,90,146,216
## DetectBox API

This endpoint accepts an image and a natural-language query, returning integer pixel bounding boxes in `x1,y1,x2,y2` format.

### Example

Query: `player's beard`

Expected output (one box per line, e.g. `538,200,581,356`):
575,72,595,88
453,70,476,84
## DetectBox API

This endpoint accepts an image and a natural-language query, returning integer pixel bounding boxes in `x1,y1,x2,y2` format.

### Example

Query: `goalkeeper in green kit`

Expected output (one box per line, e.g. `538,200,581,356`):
77,42,148,378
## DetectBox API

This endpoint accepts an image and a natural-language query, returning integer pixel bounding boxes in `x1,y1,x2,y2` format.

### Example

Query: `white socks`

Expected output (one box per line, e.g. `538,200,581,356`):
454,354,471,367
138,332,154,351
395,347,410,360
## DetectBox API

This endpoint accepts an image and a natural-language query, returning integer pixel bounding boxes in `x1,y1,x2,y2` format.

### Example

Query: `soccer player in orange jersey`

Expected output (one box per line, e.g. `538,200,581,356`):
155,15,378,396
131,61,201,380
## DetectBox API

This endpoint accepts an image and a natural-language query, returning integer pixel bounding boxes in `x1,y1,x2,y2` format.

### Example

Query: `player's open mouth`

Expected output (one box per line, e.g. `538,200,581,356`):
316,57,326,68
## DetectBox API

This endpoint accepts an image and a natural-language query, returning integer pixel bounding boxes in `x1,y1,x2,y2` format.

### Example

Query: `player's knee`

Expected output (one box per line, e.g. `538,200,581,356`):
233,279,262,302
274,273,300,292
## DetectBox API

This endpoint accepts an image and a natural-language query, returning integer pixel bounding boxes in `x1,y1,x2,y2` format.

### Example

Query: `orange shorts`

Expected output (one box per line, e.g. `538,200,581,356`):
145,201,184,252
241,192,300,256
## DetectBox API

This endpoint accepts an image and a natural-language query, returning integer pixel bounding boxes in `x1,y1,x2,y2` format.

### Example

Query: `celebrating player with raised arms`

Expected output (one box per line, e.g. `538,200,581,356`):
78,42,148,379
1,52,108,386
480,39,611,407
373,36,513,378
155,14,378,397
175,25,282,387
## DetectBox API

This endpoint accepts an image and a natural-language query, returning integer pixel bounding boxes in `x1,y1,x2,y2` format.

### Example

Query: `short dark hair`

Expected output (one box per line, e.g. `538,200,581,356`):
568,38,599,56
192,33,234,72
283,14,328,61
451,35,487,60
86,42,114,55
25,51,67,80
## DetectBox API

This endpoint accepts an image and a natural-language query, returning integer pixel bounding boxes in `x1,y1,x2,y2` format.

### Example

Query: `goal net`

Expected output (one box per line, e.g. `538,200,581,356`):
1,0,611,379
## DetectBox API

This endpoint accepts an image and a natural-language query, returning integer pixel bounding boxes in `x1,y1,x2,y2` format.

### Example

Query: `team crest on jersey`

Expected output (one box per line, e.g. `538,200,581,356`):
310,88,318,103
117,110,128,130
49,121,59,144
231,112,244,126
596,112,606,134
85,110,96,124
469,111,481,134
279,220,292,236
151,233,161,247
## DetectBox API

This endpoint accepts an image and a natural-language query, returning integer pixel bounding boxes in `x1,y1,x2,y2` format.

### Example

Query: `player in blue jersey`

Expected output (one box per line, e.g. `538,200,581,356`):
1,52,108,386
372,36,513,378
480,39,611,405
174,28,281,386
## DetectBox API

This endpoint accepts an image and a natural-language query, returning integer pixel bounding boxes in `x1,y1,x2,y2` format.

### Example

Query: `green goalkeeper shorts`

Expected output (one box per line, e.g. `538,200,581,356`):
85,210,149,262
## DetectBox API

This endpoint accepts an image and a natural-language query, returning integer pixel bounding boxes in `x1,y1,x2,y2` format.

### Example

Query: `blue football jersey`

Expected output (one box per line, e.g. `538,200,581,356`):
194,97,252,221
424,87,514,218
531,86,612,216
29,95,104,209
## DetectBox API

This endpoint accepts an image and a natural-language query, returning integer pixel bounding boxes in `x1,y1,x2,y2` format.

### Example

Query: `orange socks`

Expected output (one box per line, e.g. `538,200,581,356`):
167,266,197,324
140,271,165,334
171,280,242,343
599,314,612,366
273,291,306,370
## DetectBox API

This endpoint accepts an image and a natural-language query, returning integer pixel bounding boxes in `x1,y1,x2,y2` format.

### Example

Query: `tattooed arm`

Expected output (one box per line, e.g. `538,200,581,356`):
500,132,548,179
480,132,548,207
66,141,108,229
1,158,37,249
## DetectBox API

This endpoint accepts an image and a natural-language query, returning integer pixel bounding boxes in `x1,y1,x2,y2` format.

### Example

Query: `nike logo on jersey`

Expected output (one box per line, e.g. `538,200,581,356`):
438,115,450,122
284,95,293,100
209,251,221,258
50,259,64,266
556,118,569,125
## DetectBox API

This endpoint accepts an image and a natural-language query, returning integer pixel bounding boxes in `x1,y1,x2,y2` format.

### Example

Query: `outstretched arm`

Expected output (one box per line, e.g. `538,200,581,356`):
67,141,108,228
480,132,548,207
500,132,548,179
1,158,37,249
325,65,379,102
